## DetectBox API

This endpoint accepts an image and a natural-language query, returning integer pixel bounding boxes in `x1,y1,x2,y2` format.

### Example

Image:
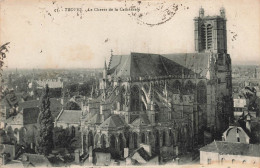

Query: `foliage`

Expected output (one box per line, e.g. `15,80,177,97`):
65,101,81,110
53,127,77,153
36,84,54,156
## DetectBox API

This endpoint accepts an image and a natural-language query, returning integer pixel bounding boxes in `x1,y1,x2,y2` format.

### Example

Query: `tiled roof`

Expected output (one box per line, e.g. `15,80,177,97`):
108,52,209,78
99,115,126,128
56,110,82,124
18,100,40,111
200,141,260,157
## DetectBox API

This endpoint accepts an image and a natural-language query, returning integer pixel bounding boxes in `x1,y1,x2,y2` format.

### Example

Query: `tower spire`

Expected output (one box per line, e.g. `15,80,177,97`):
199,6,204,18
103,59,107,79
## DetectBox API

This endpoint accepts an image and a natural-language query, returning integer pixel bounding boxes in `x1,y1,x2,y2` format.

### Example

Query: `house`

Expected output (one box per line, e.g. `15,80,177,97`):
222,126,250,144
233,94,248,118
200,141,260,166
93,148,111,166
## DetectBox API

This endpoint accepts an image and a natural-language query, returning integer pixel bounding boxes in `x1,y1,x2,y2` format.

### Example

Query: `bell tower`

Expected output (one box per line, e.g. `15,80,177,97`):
194,7,227,54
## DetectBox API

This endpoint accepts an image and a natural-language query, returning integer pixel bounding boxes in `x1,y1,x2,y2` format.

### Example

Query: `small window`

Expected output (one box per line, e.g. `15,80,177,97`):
237,137,240,142
221,158,224,164
208,158,211,164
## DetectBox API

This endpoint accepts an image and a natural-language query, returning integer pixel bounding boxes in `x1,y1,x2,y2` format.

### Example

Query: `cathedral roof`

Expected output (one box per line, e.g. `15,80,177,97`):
131,114,150,126
87,113,103,124
108,52,211,78
99,114,126,129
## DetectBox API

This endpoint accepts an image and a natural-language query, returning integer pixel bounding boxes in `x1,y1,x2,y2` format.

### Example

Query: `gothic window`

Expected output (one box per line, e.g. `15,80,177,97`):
110,134,116,149
207,24,213,49
141,133,145,143
201,24,206,50
173,80,181,94
119,133,124,152
162,131,166,146
197,81,207,104
132,132,138,149
101,134,106,148
155,130,160,147
88,131,94,148
201,24,213,50
121,87,126,110
131,86,140,111
184,80,194,94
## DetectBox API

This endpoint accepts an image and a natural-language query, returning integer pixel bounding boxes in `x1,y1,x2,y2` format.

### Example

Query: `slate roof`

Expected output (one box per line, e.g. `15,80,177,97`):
56,110,82,124
129,147,151,162
108,52,209,78
162,53,210,77
200,141,260,157
131,114,150,126
87,113,103,124
99,115,126,128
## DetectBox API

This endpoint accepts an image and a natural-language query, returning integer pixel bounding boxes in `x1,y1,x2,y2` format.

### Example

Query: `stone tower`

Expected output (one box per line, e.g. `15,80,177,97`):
194,7,227,54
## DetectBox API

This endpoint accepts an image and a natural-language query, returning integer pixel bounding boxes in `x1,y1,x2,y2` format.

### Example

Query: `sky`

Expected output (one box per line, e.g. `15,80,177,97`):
1,0,260,69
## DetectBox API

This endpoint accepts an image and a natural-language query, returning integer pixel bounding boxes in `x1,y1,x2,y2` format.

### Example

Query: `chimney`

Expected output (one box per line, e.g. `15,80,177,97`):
117,102,120,111
60,98,64,105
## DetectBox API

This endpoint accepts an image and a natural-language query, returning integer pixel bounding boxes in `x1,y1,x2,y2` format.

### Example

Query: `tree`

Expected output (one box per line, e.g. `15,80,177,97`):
36,84,54,155
65,101,81,110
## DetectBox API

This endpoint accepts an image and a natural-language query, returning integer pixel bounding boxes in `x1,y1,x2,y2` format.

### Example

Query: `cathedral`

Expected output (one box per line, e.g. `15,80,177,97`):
80,7,233,158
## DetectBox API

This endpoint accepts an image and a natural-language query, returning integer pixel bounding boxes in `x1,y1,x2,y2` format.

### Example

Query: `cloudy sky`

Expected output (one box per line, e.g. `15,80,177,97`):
1,0,260,69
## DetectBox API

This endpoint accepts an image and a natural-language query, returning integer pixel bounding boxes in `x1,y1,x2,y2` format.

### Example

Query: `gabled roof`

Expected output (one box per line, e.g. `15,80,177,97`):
108,52,210,78
56,110,82,124
200,141,260,157
129,147,151,162
87,113,102,124
131,114,150,126
222,126,250,141
162,53,210,77
99,115,126,128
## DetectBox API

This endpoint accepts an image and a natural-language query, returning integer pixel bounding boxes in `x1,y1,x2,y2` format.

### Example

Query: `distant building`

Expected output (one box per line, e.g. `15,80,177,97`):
233,94,248,118
200,141,260,165
35,78,63,89
1,98,63,148
222,126,250,144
